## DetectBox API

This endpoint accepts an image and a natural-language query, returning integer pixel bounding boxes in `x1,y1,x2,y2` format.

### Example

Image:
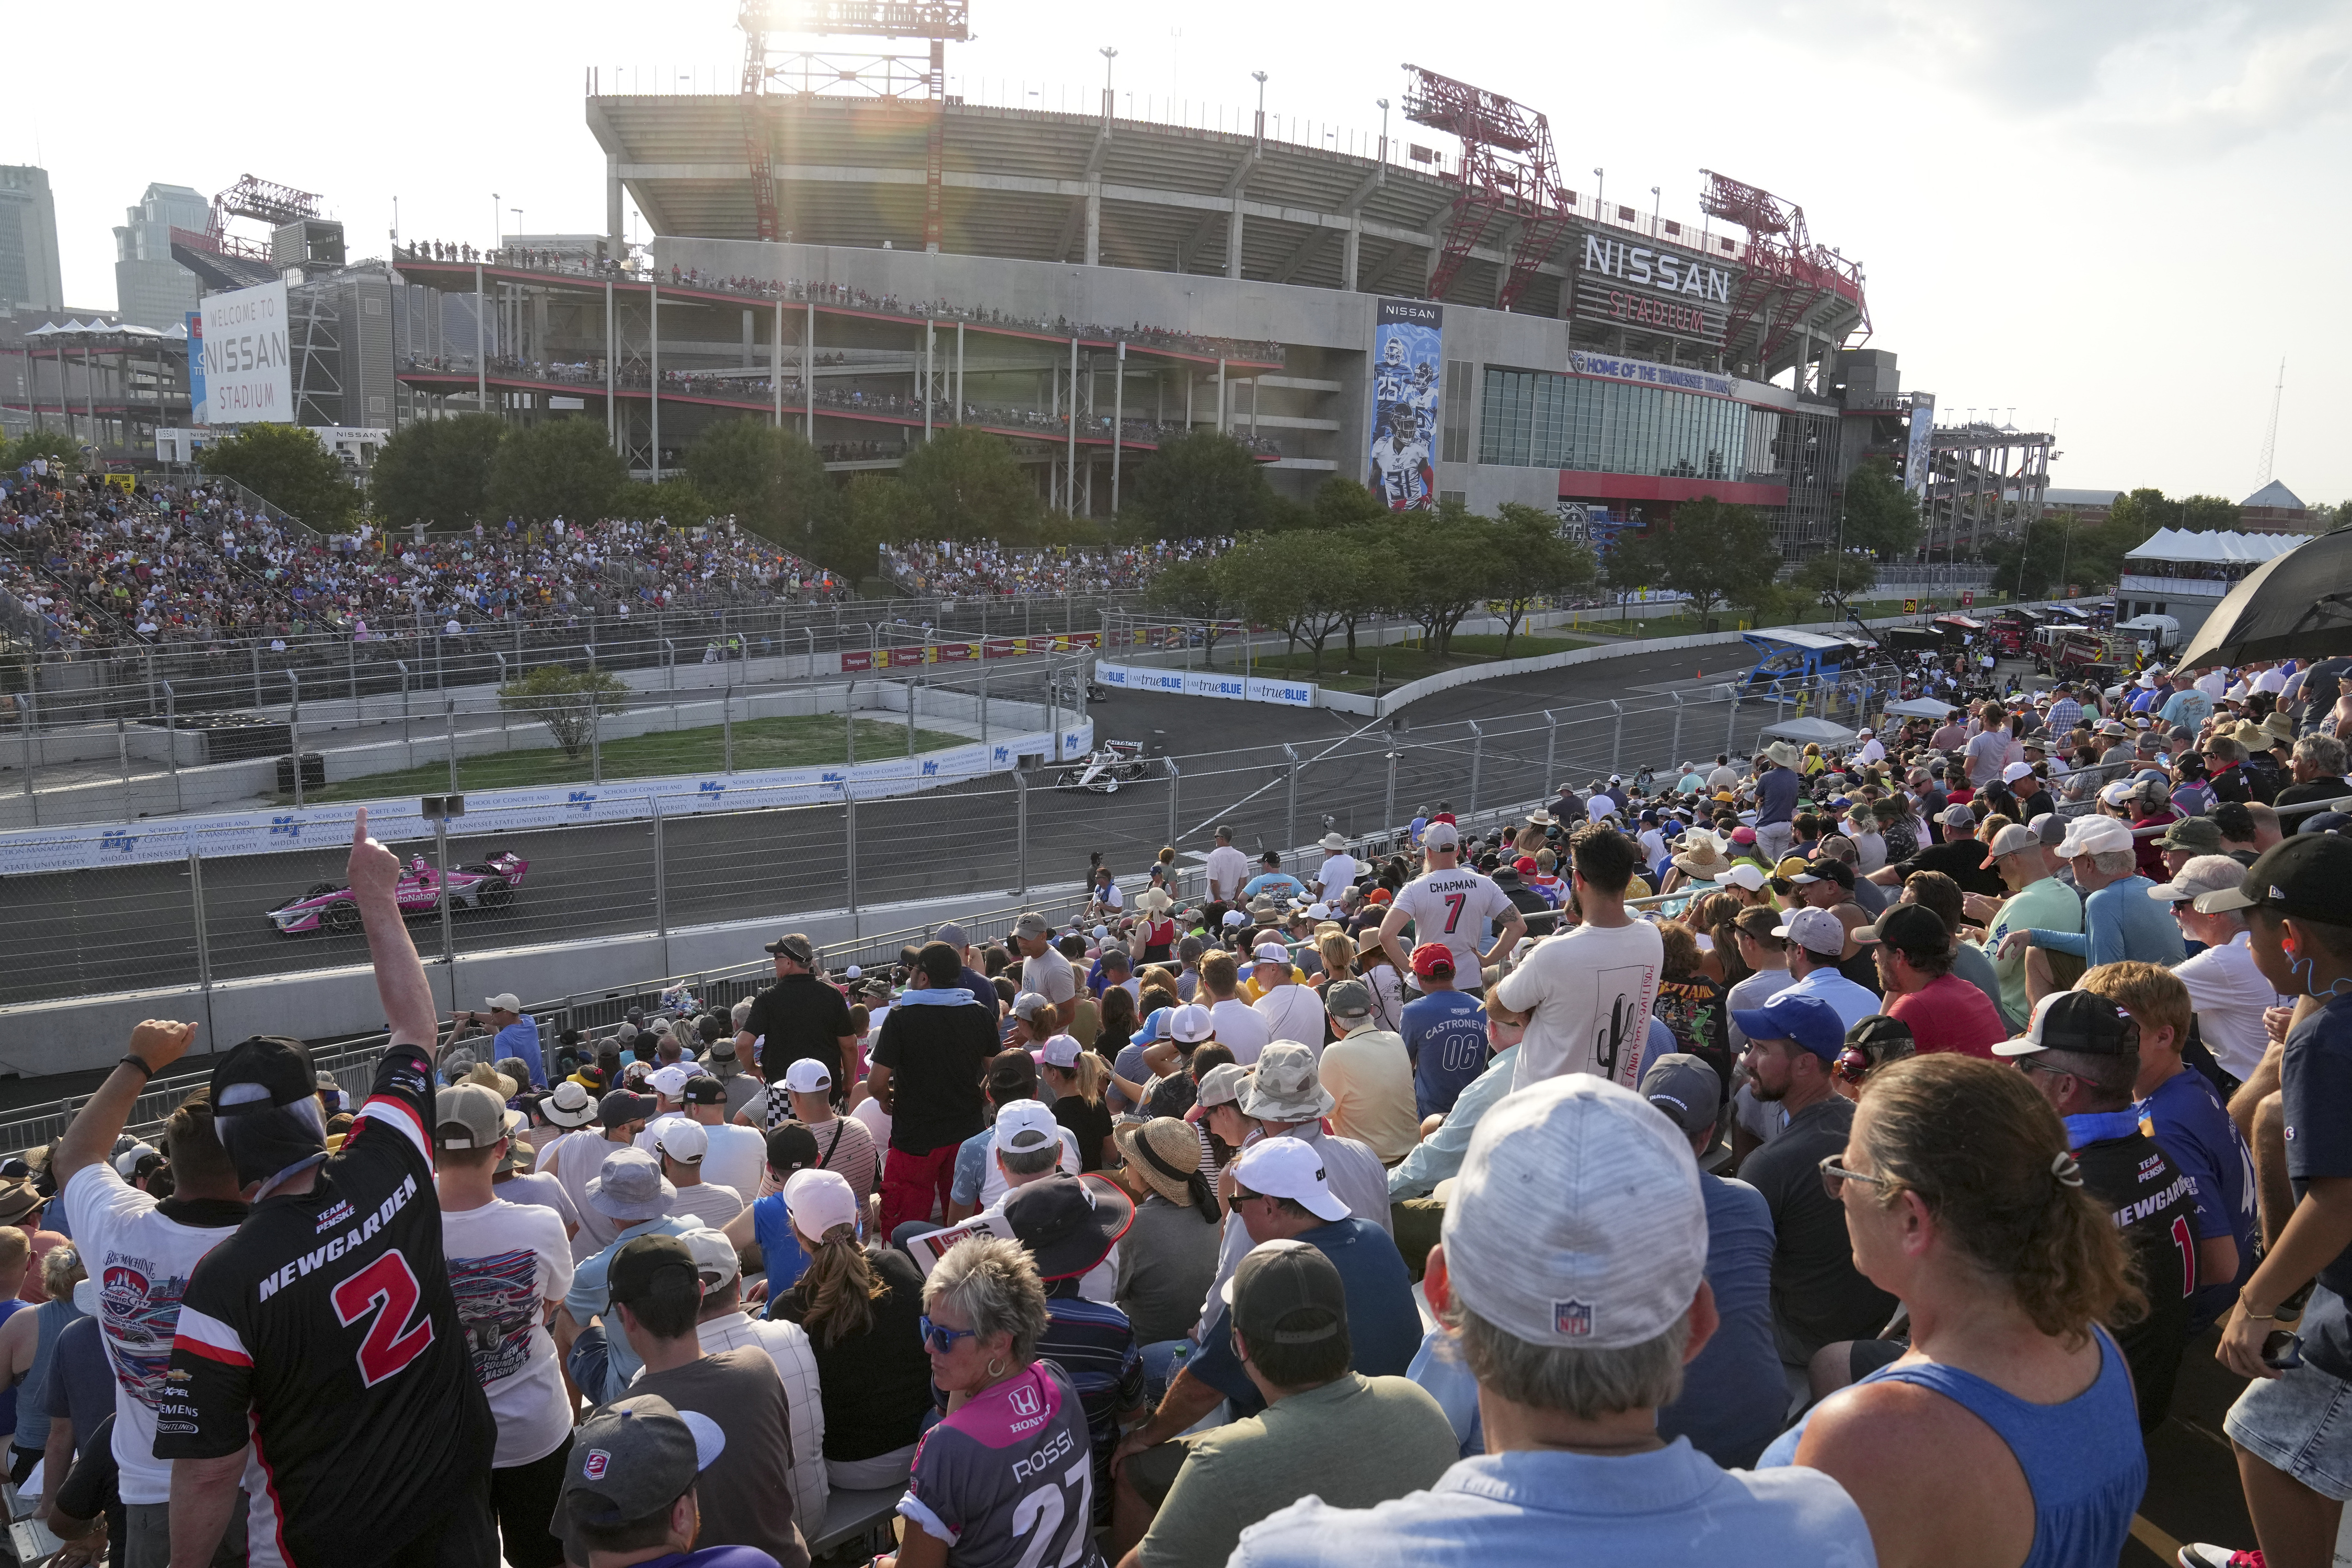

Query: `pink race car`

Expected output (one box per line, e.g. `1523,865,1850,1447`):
267,852,529,936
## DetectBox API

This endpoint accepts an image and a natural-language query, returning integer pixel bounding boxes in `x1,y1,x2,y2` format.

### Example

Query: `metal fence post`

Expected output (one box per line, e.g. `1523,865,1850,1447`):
723,689,734,775
1283,744,1300,851
1014,768,1029,897
396,661,412,768
251,641,263,708
650,795,670,958
1669,692,1685,771
162,681,181,814
287,673,304,809
188,850,216,1040
1166,755,1181,848
445,699,458,794
844,790,860,935
117,716,132,817
1468,722,1484,817
979,661,989,751
845,680,856,765
1385,748,1399,829
1048,665,1062,764
1609,701,1624,776
905,679,916,758
20,691,36,826
591,702,602,785
1721,684,1737,756
1542,710,1558,798
434,815,455,973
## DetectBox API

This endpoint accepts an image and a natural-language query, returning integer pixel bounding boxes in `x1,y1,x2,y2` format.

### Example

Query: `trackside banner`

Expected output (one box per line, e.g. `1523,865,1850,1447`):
1094,662,1315,708
0,720,1091,877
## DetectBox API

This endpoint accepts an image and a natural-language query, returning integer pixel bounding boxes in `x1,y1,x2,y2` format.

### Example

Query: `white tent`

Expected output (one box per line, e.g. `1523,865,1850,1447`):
1759,716,1859,746
2124,528,2310,566
1883,697,1958,719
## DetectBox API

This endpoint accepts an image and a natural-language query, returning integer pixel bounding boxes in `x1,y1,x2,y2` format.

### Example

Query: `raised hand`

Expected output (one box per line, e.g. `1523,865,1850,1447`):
127,1019,199,1075
347,805,405,909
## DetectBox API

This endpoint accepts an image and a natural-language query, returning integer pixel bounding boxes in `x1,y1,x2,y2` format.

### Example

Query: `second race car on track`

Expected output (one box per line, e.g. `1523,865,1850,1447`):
267,851,529,935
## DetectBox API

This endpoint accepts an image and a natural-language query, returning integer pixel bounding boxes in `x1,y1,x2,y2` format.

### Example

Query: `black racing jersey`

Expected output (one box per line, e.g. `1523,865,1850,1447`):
158,1044,494,1567
2072,1117,2194,1432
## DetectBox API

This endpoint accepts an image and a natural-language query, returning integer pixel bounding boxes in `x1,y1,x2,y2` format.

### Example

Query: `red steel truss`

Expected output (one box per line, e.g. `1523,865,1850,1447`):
1400,64,1571,309
1699,169,1871,369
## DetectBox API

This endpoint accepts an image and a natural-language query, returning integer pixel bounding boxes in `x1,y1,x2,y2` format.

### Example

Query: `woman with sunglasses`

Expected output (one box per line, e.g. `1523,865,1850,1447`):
884,1236,1104,1568
1760,1054,2145,1568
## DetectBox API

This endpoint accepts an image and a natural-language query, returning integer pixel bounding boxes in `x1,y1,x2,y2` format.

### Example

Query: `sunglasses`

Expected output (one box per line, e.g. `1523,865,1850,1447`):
918,1315,977,1355
1818,1155,1892,1201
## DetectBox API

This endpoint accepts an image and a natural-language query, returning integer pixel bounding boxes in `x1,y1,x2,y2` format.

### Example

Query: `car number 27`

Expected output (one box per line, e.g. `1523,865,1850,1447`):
331,1253,436,1387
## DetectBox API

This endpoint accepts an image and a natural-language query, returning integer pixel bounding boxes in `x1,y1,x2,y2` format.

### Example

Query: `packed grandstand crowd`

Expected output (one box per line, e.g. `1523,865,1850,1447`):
397,240,1289,364
882,539,1227,600
6,642,2349,1565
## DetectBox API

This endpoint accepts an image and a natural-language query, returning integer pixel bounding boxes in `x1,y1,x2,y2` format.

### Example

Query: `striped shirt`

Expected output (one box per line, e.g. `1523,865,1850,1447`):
1040,1282,1146,1518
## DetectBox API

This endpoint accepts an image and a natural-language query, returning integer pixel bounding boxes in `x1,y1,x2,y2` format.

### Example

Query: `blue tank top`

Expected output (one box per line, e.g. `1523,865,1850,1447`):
1761,1325,2145,1568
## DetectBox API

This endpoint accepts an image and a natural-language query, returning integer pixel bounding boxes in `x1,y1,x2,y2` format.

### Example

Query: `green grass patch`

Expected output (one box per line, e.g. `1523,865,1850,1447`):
279,716,967,803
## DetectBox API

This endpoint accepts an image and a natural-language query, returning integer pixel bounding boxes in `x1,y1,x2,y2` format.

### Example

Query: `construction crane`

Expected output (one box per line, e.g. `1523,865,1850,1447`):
738,0,970,247
1698,169,1869,373
1399,64,1571,309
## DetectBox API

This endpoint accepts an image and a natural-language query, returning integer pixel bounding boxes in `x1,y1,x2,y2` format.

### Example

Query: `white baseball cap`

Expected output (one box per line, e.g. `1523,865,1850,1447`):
2149,854,2251,906
782,1167,859,1245
781,1058,834,1095
1443,1073,1705,1350
2056,814,2133,859
1252,941,1291,966
684,1226,742,1287
1039,1034,1084,1068
483,993,523,1013
647,1064,692,1100
1422,821,1461,850
991,1099,1061,1156
1721,863,1767,892
655,1119,708,1166
1771,906,1848,957
1231,1136,1350,1223
1168,1002,1216,1044
1221,909,1249,928
2001,761,2034,783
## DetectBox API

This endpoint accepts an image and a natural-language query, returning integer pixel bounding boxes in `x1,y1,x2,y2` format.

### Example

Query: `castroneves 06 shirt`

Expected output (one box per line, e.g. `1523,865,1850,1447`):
898,1358,1105,1568
158,1044,495,1566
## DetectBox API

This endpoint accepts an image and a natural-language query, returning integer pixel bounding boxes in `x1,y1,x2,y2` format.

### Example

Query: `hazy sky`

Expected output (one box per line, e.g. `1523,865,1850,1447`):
10,1,2347,503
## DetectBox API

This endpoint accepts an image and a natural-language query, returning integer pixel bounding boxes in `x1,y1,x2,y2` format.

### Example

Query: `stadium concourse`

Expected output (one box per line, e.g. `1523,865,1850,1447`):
8,630,2352,1565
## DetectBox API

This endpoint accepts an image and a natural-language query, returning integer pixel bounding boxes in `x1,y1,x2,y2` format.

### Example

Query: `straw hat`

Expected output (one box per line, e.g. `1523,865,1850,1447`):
1670,835,1736,882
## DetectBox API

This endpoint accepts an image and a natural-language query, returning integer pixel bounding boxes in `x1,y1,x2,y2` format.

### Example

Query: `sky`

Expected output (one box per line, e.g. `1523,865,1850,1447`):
9,0,2348,504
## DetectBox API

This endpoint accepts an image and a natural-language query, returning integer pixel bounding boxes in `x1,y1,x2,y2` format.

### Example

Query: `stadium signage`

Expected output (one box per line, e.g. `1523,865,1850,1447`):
1581,236,1733,303
1573,235,1733,349
1566,352,1735,400
197,279,294,424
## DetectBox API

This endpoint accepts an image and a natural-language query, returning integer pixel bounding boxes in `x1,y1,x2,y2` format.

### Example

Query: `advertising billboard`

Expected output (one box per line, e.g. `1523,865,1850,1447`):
1903,393,1936,495
1368,298,1440,511
185,310,207,424
197,280,293,423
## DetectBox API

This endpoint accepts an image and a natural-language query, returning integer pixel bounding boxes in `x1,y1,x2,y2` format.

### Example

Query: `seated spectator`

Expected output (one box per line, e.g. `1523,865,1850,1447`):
1002,1175,1146,1520
2158,855,2286,1088
654,1120,744,1228
1126,1239,1458,1568
673,1228,828,1530
1768,908,1882,1028
1232,1075,1873,1566
565,1146,703,1404
553,1394,777,1568
1231,1044,1391,1232
1317,979,1417,1163
1860,903,2007,1059
944,1056,1082,1221
1893,870,2004,1018
1041,1035,1117,1171
2001,814,2184,1007
1110,1117,1223,1390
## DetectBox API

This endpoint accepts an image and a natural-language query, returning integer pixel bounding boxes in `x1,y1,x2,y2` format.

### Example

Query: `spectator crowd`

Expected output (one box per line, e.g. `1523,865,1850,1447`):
883,540,1228,602
6,648,2352,1567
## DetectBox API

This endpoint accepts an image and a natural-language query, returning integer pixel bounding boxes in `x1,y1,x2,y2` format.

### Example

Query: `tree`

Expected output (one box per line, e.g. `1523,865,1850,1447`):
1219,531,1362,672
1386,504,1504,660
485,418,627,525
1144,558,1238,665
1836,459,1920,558
1489,503,1598,656
896,426,1037,540
1127,430,1272,537
1,430,80,472
1605,498,1780,632
1792,551,1880,619
685,419,836,549
367,414,505,529
1982,518,2079,601
1310,475,1392,533
2180,493,2243,532
497,664,629,760
612,477,714,523
199,423,360,526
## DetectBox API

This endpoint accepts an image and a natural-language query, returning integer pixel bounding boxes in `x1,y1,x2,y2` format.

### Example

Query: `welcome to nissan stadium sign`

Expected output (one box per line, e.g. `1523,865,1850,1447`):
1571,234,1735,349
197,279,294,423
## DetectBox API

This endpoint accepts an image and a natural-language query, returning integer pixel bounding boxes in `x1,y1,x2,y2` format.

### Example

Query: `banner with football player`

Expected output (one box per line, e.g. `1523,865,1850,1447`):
1368,298,1442,511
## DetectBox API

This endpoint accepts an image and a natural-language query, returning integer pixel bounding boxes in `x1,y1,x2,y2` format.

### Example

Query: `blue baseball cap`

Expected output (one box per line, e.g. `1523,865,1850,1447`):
1134,1006,1171,1046
1730,995,1848,1062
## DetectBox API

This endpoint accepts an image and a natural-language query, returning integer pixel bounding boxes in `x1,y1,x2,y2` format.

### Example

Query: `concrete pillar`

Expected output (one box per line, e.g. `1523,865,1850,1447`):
1226,198,1245,279
1085,183,1102,266
1342,217,1361,293
606,154,625,259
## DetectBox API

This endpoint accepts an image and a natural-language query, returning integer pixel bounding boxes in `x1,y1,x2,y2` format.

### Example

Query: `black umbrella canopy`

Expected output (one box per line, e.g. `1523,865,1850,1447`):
2173,525,2352,672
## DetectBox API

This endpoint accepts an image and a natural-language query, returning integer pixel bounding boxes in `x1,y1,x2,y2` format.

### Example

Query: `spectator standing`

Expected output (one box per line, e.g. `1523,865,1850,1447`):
1401,941,1488,1123
1725,994,1900,1369
1314,832,1362,903
1233,1074,1873,1567
1250,942,1328,1053
1863,904,2008,1058
432,1082,576,1568
1200,951,1273,1065
869,942,1002,1235
1762,1055,2148,1568
158,810,498,1566
1012,913,1080,1032
1205,825,1252,904
1316,979,1418,1163
1375,823,1525,991
736,933,857,1091
1493,826,1665,1092
675,1228,828,1532
446,994,547,1088
1753,743,1802,863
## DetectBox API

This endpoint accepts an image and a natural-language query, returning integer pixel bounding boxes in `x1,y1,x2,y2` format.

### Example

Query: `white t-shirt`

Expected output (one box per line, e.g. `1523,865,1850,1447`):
664,1180,745,1228
1207,997,1274,1064
1022,946,1078,1007
441,1197,575,1468
1316,852,1359,898
1205,845,1253,900
1391,867,1517,979
1253,984,1329,1058
497,1170,581,1234
1494,920,1666,1092
2174,931,2286,1082
850,1095,893,1155
699,1122,770,1207
62,1163,243,1505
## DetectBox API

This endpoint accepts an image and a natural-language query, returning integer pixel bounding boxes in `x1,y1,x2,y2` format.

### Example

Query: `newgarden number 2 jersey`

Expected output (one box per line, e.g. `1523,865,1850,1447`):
158,1044,494,1567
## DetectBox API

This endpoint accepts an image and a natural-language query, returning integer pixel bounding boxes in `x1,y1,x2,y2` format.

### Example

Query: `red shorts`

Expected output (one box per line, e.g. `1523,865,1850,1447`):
879,1142,961,1235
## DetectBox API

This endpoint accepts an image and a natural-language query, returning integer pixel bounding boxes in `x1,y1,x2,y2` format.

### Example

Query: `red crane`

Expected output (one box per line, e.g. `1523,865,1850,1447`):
1698,169,1870,369
1399,64,1571,309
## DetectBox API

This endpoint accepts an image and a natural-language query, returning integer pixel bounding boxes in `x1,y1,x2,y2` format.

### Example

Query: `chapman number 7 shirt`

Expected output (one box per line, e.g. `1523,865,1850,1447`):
158,1044,494,1565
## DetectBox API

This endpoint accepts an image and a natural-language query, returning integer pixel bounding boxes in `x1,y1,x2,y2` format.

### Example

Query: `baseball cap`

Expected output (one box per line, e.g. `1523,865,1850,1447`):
2194,835,2352,923
435,1084,510,1150
684,1227,742,1289
1221,1238,1347,1346
1728,993,1847,1061
764,1122,820,1176
1008,991,1054,1025
113,1142,162,1179
1638,1054,1723,1139
1722,863,1767,892
1513,855,1539,875
1166,1003,1216,1045
1240,1042,1335,1122
1230,1136,1349,1223
1039,1033,1084,1069
210,1033,317,1114
1789,858,1854,889
1012,911,1052,940
1422,821,1461,850
560,1394,725,1531
2148,854,2249,905
1980,823,2041,866
647,1064,691,1100
598,1089,655,1128
1771,906,1848,958
608,1232,701,1306
1193,1062,1250,1114
780,1058,834,1096
991,1099,1062,1156
2001,762,2034,783
1324,977,1373,1018
1252,941,1292,966
1852,902,1951,958
2159,816,2225,855
586,1147,675,1223
1410,941,1456,978
1002,1173,1134,1281
2056,814,2133,859
679,1075,725,1106
1220,909,1249,928
781,1167,859,1244
763,932,815,964
1942,803,1978,829
654,1120,707,1166
1993,989,2138,1058
934,921,971,950
1444,1074,1706,1350
485,992,523,1012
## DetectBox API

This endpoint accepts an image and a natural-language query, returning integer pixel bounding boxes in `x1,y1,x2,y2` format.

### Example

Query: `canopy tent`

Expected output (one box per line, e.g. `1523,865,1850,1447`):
1883,697,1959,719
2125,528,2311,566
2117,614,2180,633
1758,716,1859,746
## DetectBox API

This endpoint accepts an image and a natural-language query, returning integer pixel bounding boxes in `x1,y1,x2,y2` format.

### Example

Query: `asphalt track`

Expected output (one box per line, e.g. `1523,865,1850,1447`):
6,639,1799,1009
